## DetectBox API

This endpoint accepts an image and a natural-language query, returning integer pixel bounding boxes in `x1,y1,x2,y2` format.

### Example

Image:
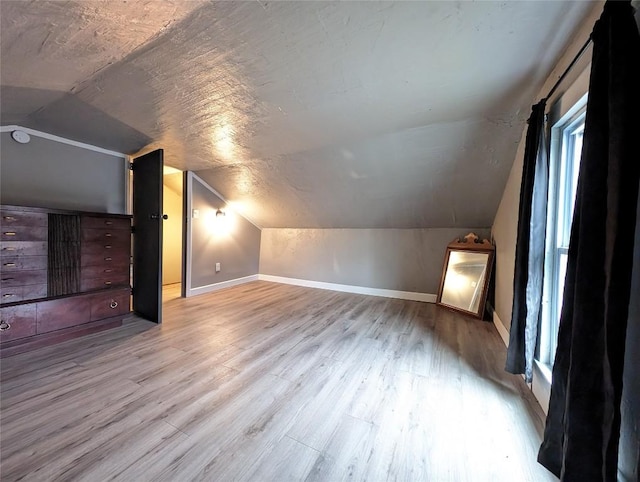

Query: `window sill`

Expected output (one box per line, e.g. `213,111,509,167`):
532,360,553,414
535,359,553,383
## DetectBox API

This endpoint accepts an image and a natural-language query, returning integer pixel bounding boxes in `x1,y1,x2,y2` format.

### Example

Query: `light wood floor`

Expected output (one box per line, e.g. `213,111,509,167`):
0,281,556,481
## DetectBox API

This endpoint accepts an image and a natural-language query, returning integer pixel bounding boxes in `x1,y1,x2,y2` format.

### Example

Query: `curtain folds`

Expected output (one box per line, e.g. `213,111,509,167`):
505,100,547,383
538,1,640,480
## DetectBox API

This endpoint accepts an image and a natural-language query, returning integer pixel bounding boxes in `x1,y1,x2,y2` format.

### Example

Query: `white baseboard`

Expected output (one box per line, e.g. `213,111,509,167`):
492,311,510,347
258,274,437,303
186,274,259,297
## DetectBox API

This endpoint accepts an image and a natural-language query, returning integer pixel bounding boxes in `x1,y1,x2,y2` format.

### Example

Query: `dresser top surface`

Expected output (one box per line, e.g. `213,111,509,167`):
1,204,132,219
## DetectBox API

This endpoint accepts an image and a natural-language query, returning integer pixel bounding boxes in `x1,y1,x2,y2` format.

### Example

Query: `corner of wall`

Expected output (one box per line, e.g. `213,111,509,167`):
184,172,261,297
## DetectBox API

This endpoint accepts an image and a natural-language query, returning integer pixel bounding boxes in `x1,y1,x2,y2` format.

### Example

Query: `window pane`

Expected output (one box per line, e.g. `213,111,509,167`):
565,129,583,242
551,251,569,359
541,102,586,367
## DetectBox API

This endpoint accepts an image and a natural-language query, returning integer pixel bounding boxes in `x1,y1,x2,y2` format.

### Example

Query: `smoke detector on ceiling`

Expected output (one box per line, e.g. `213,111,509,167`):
11,130,31,144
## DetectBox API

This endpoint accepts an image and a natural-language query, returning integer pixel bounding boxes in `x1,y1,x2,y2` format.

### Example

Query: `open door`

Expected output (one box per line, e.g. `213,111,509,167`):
132,149,164,323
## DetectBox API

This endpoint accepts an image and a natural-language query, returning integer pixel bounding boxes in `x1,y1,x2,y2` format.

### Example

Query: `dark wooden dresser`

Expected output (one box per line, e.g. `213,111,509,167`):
0,205,132,357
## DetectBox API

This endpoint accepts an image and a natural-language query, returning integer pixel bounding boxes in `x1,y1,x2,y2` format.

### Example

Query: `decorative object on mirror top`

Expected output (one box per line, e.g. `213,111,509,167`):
437,232,495,319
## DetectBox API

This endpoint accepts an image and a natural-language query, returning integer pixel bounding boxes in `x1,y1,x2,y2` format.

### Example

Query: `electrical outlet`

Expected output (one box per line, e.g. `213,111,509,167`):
192,209,199,219
215,262,221,272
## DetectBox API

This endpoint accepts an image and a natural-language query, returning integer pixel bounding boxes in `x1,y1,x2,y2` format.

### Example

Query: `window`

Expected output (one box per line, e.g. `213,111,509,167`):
540,97,587,367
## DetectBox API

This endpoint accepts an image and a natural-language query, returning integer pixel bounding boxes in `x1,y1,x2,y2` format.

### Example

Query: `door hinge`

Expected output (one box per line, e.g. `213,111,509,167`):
129,162,134,171
131,226,136,234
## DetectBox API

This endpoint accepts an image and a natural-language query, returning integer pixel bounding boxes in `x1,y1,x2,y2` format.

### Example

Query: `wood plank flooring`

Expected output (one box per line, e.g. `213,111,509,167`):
0,281,556,481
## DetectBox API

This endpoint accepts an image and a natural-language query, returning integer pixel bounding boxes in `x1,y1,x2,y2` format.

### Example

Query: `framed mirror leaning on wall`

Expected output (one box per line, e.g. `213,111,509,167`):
437,233,495,319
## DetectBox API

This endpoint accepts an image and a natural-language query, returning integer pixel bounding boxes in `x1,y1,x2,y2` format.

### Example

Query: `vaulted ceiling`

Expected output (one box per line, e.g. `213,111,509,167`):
1,0,598,228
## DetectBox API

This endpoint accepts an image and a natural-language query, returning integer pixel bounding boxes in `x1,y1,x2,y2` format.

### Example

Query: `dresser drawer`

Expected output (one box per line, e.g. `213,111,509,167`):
25,283,48,300
1,270,47,287
0,304,37,342
1,226,47,242
81,264,129,279
81,251,130,268
90,288,130,321
80,273,130,292
1,256,47,271
1,210,47,228
36,296,92,334
80,237,130,256
1,284,47,304
0,241,47,257
81,228,130,244
0,285,23,304
82,216,131,231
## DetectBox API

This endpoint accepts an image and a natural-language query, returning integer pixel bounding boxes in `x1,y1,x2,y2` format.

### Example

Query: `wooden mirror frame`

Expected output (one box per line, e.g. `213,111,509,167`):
436,233,495,319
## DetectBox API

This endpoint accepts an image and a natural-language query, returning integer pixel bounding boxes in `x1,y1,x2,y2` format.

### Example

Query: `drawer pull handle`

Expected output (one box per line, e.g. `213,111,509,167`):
104,245,112,249
104,281,112,285
105,221,113,225
2,293,15,298
3,216,16,221
104,257,112,261
4,232,16,236
110,300,118,309
3,263,16,267
104,269,113,273
105,233,112,237
2,247,16,251
0,322,10,331
2,278,14,281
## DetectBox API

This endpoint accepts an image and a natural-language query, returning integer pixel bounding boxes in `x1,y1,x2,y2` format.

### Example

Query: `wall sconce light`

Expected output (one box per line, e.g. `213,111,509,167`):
206,207,232,236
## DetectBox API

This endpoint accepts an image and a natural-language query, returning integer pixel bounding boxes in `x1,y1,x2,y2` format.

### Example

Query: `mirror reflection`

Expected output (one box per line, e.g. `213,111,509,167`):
440,251,490,314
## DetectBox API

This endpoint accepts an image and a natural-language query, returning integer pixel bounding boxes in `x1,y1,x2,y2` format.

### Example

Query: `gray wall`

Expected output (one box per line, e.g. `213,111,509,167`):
259,228,490,294
190,175,261,289
0,131,126,213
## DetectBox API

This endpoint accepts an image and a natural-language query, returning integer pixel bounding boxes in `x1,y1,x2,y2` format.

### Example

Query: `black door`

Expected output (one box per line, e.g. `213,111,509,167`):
132,149,164,323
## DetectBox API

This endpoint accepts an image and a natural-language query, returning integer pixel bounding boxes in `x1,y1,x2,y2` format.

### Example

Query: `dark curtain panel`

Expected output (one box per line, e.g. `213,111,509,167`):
538,1,640,480
505,100,547,383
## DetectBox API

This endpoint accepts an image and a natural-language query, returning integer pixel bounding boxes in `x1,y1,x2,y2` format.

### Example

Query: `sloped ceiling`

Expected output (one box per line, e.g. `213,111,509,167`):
1,0,598,228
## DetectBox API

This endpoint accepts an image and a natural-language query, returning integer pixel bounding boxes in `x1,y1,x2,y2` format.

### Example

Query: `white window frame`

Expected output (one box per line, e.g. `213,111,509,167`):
539,94,588,368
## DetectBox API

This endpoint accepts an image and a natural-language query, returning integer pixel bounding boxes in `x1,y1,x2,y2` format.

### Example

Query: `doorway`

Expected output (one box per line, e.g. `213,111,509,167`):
162,166,183,301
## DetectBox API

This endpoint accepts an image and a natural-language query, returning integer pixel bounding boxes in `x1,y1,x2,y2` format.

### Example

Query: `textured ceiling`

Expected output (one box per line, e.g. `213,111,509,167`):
1,1,598,228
